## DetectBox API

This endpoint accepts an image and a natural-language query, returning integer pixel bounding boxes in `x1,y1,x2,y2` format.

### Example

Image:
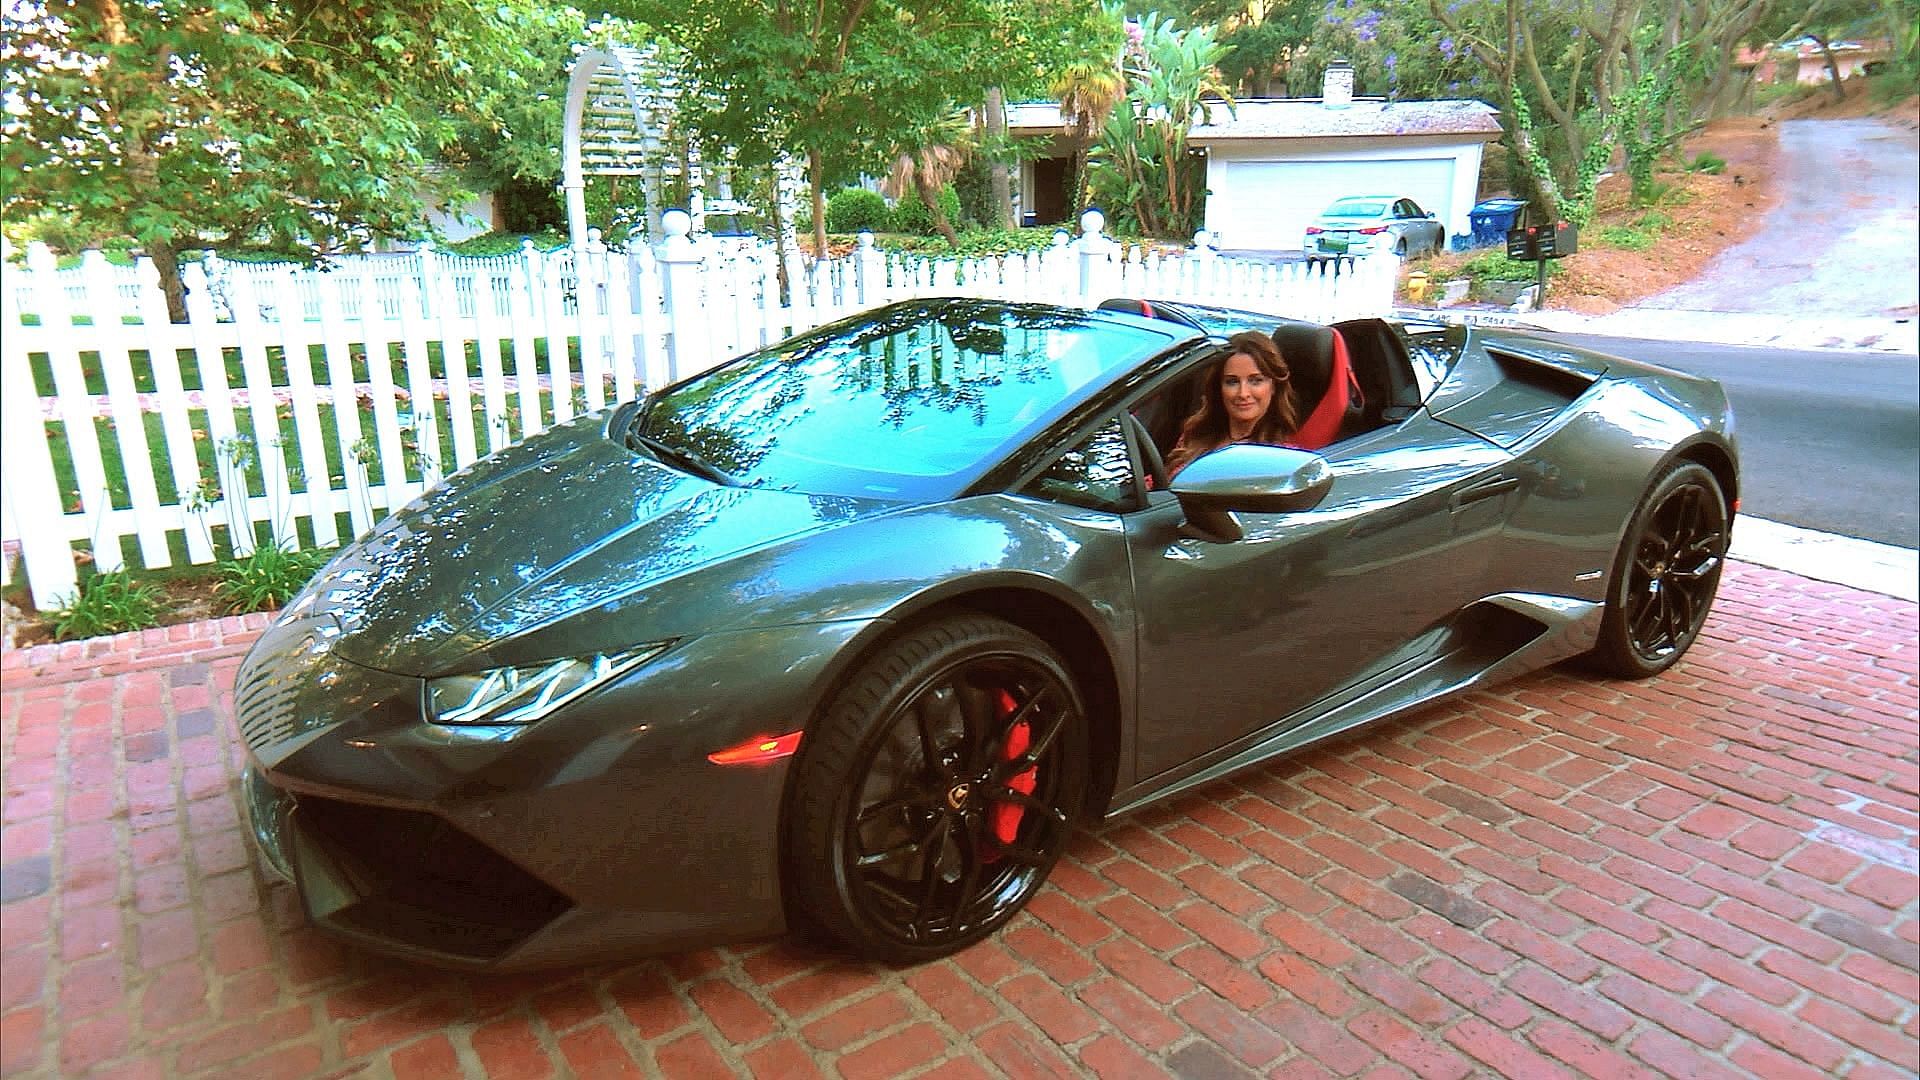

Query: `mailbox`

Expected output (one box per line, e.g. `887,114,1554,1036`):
1505,221,1579,260
1505,220,1582,259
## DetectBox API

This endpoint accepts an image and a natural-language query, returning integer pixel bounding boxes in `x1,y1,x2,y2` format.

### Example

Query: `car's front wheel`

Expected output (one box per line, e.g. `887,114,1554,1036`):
786,613,1088,962
1588,462,1730,678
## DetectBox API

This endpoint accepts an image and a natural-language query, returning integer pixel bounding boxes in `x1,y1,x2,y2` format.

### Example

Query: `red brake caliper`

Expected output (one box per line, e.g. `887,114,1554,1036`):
988,688,1038,858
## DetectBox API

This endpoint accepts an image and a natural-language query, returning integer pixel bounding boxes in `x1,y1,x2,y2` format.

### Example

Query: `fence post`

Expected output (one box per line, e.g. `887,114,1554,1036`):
853,231,884,308
417,241,439,320
656,209,708,383
0,260,79,608
1074,209,1119,306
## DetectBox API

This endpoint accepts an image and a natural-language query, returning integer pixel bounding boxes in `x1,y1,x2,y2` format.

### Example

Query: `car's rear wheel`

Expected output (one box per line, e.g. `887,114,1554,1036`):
1588,462,1729,678
786,613,1087,962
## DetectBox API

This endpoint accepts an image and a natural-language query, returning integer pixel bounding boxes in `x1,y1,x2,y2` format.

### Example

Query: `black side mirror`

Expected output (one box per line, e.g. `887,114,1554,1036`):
1169,444,1334,542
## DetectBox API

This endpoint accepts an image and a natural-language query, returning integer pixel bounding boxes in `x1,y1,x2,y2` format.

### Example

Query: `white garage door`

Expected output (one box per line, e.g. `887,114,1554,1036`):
1212,158,1456,251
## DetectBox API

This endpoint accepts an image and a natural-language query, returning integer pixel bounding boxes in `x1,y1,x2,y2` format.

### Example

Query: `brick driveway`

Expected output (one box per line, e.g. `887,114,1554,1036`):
2,562,1915,1079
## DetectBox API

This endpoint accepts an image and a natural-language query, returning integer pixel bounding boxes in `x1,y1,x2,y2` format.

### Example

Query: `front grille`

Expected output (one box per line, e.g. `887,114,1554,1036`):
297,797,573,961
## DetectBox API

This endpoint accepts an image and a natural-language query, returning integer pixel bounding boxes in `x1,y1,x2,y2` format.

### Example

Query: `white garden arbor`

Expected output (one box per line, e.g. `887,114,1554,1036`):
561,45,704,247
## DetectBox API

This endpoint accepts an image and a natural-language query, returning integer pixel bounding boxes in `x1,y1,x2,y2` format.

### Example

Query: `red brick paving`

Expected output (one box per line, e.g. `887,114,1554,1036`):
1,563,1915,1078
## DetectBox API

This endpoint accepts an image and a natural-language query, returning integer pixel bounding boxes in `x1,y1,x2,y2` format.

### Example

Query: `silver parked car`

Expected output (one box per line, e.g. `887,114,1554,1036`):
1304,196,1445,260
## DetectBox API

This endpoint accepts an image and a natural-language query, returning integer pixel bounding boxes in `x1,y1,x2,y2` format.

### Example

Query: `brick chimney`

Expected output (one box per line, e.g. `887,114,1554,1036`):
1322,59,1354,109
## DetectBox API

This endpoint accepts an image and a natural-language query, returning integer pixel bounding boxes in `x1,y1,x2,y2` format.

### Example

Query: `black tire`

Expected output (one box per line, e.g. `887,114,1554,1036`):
786,613,1088,962
1588,462,1729,678
1394,238,1408,256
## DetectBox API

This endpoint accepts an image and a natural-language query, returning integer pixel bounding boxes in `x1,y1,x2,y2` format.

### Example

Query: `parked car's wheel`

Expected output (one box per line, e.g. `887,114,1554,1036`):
1394,237,1408,256
786,612,1088,962
1588,462,1729,678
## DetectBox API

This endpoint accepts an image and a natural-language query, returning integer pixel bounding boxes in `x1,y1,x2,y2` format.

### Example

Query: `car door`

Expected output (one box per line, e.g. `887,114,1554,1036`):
1124,414,1519,783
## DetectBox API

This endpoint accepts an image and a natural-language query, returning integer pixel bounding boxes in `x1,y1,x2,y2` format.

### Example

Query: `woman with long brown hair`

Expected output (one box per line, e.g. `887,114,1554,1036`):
1165,331,1302,476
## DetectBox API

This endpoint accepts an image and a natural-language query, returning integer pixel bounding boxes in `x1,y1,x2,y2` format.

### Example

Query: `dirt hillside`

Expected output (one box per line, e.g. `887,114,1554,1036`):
1416,81,1920,314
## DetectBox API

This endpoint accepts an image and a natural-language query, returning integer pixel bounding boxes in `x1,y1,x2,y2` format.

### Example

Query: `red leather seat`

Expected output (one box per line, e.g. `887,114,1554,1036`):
1270,322,1363,450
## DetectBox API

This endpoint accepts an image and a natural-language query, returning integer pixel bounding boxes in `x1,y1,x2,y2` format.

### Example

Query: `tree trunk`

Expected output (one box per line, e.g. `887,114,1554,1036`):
809,149,828,257
1812,35,1847,100
917,173,959,247
765,172,792,306
150,239,188,323
985,86,1012,229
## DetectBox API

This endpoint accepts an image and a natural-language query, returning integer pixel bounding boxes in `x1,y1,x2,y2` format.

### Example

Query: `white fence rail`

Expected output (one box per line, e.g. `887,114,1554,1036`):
1,219,1397,609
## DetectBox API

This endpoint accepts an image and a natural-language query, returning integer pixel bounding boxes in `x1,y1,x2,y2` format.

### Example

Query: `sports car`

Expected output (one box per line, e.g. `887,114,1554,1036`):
1304,195,1447,260
235,296,1737,970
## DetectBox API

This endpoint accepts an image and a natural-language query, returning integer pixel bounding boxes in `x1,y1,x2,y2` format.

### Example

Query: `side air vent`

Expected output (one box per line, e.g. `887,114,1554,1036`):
1433,350,1603,449
1488,349,1599,402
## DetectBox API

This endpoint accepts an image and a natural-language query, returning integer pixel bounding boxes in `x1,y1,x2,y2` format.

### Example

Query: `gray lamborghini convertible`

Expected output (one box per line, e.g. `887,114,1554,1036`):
236,297,1737,970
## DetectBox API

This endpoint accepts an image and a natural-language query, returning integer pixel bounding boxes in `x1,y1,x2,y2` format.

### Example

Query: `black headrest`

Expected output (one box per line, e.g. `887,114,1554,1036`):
1270,321,1335,410
1096,297,1204,331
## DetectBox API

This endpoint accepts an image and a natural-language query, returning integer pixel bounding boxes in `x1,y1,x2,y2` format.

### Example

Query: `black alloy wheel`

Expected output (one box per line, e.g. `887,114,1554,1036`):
786,614,1088,962
1589,462,1729,678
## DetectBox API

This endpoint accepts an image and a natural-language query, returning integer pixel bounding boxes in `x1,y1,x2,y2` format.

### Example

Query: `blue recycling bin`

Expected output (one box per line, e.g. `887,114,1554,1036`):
1469,199,1528,247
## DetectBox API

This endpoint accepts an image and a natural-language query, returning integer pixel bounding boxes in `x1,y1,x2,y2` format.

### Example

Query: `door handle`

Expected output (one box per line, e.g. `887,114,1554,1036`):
1450,475,1519,511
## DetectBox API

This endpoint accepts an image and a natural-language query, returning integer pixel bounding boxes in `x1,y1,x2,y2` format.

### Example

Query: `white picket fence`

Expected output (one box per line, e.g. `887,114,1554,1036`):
0,217,1397,609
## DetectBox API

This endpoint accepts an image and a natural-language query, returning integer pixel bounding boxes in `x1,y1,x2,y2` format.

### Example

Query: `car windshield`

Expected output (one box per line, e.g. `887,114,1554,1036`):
634,300,1180,500
1324,199,1390,219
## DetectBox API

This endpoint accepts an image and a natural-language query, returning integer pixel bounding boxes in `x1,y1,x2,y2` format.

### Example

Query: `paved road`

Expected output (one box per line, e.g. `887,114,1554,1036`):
1640,117,1920,317
1555,332,1919,548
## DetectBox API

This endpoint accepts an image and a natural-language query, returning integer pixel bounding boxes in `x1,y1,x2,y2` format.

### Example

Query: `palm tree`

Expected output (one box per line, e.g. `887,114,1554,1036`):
883,110,975,247
1050,60,1127,215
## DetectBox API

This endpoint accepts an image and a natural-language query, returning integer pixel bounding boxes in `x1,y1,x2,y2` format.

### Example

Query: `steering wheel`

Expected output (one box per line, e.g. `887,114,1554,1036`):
1125,413,1171,491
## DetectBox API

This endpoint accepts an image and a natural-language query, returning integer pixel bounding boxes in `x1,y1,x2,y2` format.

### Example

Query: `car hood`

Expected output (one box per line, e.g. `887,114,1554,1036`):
293,416,892,674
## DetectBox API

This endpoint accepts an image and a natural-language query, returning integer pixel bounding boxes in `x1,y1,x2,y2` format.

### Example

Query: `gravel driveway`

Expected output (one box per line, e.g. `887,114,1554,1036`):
1638,117,1920,317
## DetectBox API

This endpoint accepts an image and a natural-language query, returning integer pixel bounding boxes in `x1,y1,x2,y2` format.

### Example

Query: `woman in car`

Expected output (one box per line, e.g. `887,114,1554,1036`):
1165,331,1302,477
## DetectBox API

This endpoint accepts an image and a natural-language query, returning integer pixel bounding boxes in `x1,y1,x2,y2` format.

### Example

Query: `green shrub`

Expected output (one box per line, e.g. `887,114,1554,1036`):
891,186,964,237
879,227,1063,258
952,157,996,229
825,188,890,234
445,230,569,257
48,571,165,641
1868,69,1918,105
218,542,325,613
1686,152,1726,175
1459,250,1543,285
1597,225,1657,251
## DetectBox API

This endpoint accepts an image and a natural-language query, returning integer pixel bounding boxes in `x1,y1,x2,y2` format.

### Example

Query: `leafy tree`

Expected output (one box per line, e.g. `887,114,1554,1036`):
1089,11,1233,237
4,0,558,320
621,0,1111,255
1180,0,1326,96
1052,54,1129,214
883,111,975,245
441,6,612,234
1749,0,1888,100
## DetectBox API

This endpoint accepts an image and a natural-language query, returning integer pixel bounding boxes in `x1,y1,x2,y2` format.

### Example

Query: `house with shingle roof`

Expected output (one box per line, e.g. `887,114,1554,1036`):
1010,61,1503,252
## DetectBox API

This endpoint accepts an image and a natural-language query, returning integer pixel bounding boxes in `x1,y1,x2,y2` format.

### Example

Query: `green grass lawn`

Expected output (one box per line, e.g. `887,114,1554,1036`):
25,335,605,571
25,336,576,398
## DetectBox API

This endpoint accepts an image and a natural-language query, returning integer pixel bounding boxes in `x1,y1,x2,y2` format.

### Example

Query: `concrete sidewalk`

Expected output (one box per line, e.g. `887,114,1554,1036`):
1409,306,1920,355
1,560,1915,1079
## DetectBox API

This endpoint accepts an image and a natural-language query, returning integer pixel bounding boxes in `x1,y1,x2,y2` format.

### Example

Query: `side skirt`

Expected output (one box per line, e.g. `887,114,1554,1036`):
1104,592,1602,818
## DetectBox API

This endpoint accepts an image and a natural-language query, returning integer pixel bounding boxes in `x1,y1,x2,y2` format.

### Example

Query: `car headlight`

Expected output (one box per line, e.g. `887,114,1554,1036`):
426,643,671,727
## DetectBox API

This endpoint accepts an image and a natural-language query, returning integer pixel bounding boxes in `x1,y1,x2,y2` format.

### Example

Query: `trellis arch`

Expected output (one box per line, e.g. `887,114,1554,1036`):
561,45,698,247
